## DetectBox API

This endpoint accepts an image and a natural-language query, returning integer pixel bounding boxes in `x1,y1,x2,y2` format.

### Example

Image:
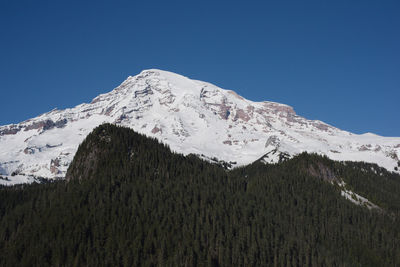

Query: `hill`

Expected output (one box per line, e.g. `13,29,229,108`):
0,124,399,266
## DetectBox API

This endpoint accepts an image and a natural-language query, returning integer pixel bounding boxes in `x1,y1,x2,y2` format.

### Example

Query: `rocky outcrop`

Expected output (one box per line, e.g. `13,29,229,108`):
54,119,67,128
0,125,21,136
23,119,67,132
134,87,153,98
151,126,162,134
312,121,332,132
359,145,370,151
24,147,35,154
263,102,295,115
50,158,61,174
103,105,116,116
265,135,280,148
233,109,250,122
308,162,338,183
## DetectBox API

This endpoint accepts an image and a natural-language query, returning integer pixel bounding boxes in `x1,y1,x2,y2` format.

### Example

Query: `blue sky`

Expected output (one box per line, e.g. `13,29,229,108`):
0,0,399,136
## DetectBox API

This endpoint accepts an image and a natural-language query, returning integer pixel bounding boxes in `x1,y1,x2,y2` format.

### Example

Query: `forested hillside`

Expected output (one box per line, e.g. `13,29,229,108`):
1,124,399,266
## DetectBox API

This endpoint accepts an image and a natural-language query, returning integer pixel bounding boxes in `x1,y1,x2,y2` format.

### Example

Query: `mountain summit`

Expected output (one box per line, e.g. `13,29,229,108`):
0,69,399,184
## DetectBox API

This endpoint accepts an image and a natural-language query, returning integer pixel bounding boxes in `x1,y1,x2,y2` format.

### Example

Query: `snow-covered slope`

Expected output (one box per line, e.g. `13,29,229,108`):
1,69,399,185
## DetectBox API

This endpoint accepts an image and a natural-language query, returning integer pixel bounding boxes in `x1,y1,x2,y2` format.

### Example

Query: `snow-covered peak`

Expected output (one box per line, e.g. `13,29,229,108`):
0,69,399,185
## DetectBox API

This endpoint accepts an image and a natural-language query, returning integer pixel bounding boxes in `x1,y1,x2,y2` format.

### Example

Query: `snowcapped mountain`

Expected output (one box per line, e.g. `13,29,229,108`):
1,69,399,185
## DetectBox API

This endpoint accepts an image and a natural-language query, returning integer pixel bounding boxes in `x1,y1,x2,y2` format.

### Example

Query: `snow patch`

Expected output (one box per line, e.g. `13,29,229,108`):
337,180,380,210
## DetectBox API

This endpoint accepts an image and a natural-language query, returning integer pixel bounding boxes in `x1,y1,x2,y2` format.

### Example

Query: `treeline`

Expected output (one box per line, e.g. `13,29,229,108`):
0,124,399,266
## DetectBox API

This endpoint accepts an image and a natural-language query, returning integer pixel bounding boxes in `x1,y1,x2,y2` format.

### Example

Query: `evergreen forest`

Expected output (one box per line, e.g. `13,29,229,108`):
1,124,399,266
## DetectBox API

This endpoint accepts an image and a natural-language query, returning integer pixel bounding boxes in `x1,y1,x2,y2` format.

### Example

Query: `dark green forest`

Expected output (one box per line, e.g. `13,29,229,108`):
1,124,399,266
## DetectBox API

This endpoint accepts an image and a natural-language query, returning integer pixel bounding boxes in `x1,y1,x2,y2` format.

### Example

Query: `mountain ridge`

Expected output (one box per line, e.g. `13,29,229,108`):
0,69,399,185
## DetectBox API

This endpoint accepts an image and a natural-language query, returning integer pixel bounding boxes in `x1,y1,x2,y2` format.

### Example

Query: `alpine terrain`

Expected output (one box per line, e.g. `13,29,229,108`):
1,69,399,185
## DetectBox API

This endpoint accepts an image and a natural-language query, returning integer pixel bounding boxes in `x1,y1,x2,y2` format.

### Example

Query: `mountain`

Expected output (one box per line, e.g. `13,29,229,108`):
1,124,399,266
1,69,399,185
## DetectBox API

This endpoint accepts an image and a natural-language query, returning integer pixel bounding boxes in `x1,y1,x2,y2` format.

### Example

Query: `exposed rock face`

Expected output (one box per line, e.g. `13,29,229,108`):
50,158,61,174
234,109,250,122
359,145,370,151
1,118,68,136
0,125,21,136
24,147,35,155
55,119,67,128
265,135,280,148
312,122,332,132
263,102,295,115
308,162,338,183
1,69,400,185
151,126,162,134
135,87,153,98
24,120,52,131
388,151,399,161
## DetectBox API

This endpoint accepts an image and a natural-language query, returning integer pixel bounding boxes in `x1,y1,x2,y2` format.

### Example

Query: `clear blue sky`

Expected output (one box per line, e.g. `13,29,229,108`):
0,0,399,136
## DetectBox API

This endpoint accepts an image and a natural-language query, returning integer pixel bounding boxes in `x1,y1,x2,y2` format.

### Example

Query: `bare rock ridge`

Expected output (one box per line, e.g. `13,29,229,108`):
0,69,399,185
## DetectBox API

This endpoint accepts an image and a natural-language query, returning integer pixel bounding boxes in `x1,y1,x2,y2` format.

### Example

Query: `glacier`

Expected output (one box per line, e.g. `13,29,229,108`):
0,69,399,185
